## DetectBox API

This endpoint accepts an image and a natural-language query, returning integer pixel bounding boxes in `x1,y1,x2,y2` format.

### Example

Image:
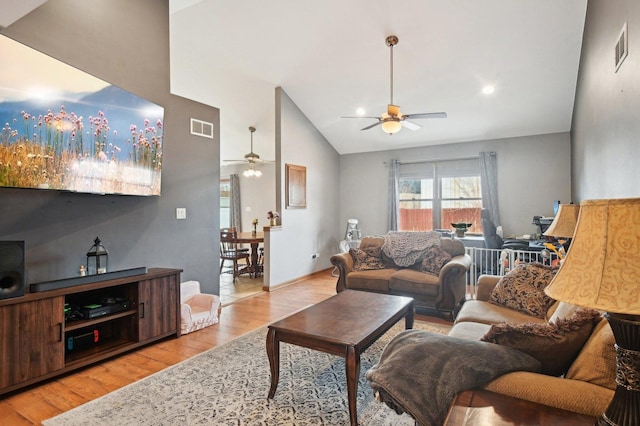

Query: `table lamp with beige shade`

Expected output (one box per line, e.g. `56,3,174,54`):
544,203,580,239
543,203,581,256
544,198,640,426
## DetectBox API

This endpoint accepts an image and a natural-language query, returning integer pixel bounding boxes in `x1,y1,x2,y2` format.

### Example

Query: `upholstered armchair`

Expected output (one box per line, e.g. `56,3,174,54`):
180,280,221,334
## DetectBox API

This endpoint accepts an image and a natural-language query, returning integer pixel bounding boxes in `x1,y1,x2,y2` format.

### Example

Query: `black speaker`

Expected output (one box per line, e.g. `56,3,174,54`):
0,241,25,300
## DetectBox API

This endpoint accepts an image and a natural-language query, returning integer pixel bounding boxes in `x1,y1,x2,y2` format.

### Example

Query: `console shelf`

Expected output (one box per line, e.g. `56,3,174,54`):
65,309,137,332
0,267,182,396
65,336,135,365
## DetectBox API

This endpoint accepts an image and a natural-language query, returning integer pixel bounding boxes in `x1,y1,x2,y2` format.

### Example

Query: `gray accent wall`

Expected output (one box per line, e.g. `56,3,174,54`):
271,88,341,278
1,1,221,293
339,133,572,238
572,0,640,200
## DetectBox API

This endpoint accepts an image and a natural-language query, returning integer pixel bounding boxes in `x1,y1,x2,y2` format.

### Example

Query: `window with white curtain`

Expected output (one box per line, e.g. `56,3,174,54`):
398,158,483,233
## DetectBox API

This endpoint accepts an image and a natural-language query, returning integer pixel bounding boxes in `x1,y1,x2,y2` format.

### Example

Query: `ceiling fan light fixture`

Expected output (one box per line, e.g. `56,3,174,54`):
381,120,402,134
243,168,262,177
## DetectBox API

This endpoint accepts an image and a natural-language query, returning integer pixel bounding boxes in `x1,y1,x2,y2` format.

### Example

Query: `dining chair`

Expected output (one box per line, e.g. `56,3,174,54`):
255,246,264,277
220,228,250,279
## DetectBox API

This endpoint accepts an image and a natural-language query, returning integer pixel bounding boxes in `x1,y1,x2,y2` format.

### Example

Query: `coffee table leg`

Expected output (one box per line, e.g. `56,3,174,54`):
405,301,415,329
345,345,360,426
266,327,280,399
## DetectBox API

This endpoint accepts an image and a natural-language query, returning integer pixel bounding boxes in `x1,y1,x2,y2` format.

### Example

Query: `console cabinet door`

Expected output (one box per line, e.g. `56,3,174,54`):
0,297,65,388
138,275,178,341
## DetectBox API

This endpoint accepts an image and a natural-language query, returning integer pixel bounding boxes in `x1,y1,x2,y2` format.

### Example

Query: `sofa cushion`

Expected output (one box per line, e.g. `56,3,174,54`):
350,247,385,271
548,301,585,322
359,236,384,250
489,263,558,319
481,309,600,376
440,237,465,257
565,318,617,390
447,321,492,340
389,269,440,297
420,246,452,276
346,268,395,292
455,300,547,326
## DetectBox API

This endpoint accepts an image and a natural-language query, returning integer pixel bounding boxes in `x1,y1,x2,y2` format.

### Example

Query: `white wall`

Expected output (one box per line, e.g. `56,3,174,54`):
221,163,276,232
339,132,572,238
265,88,340,288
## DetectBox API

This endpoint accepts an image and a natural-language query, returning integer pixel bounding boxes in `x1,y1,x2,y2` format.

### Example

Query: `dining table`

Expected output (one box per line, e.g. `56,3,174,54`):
235,231,264,278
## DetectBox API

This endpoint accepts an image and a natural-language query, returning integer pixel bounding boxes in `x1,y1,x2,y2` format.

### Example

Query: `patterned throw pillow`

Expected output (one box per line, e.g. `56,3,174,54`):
350,247,386,271
489,263,558,319
481,309,601,376
420,247,452,276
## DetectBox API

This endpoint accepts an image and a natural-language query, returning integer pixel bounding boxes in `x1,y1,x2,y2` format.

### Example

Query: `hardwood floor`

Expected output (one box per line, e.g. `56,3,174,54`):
0,269,450,425
219,272,264,305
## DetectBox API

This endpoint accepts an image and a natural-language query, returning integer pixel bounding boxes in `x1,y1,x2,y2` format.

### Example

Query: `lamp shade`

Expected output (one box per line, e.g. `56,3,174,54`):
543,204,580,238
381,120,402,134
544,198,640,314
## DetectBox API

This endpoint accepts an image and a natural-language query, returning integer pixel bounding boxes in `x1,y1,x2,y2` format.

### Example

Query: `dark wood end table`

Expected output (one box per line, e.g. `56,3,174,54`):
444,389,598,425
266,290,414,426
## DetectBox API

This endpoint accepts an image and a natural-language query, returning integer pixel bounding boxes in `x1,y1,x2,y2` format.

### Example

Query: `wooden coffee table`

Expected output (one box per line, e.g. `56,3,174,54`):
266,290,414,426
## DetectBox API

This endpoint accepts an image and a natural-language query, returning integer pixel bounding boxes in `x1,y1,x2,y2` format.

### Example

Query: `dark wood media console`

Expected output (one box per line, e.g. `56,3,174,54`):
0,267,182,396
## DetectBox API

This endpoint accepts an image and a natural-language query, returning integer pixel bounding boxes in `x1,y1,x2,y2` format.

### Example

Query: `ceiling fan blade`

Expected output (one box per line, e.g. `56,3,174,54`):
361,121,382,131
402,120,422,131
341,116,382,119
404,112,448,119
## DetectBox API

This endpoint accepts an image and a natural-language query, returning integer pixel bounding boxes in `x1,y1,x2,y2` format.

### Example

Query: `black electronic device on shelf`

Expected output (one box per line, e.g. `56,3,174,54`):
67,329,99,352
79,297,130,319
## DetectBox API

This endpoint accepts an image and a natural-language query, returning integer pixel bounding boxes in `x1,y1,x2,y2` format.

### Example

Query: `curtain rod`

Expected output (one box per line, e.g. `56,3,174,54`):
384,154,483,166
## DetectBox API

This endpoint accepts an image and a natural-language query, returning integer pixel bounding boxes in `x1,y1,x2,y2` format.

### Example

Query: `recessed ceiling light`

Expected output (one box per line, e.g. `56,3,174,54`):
482,85,495,95
356,107,366,116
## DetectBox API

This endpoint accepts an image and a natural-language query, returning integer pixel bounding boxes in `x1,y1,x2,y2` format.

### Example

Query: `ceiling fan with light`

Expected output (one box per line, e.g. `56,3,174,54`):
342,35,447,135
223,126,273,176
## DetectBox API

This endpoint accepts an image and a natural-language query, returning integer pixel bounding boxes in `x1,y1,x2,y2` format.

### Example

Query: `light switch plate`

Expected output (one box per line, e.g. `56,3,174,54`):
176,208,187,219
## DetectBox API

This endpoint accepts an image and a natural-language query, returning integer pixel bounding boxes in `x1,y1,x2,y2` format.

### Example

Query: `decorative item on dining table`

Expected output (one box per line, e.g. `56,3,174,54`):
267,210,280,226
252,218,258,235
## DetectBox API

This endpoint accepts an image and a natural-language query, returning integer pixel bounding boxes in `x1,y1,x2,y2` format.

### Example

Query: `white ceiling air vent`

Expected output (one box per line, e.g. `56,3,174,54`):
190,118,214,139
615,22,628,73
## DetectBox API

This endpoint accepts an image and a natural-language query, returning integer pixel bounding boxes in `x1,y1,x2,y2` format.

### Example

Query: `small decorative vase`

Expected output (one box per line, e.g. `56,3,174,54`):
270,218,276,226
455,229,466,238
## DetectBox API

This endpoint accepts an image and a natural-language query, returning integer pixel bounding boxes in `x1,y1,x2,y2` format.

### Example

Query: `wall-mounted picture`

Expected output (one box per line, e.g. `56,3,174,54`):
285,163,306,209
0,35,164,196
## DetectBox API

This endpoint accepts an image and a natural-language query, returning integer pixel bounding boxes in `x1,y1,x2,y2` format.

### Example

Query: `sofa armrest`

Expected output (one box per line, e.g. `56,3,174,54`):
330,252,354,292
437,254,472,311
476,275,501,301
484,371,613,418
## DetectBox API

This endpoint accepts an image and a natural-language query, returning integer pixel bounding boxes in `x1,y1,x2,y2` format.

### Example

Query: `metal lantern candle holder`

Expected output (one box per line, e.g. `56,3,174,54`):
87,237,109,275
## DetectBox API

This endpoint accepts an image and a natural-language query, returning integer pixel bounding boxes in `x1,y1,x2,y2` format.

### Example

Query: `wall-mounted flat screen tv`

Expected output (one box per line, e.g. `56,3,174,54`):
0,35,164,196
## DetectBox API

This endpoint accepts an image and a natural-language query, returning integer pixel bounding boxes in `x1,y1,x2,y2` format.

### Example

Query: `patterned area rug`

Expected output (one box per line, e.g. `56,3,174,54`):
43,320,451,425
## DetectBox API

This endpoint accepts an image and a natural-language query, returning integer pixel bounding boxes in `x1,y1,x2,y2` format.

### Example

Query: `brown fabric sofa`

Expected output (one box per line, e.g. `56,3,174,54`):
450,274,616,417
330,235,472,319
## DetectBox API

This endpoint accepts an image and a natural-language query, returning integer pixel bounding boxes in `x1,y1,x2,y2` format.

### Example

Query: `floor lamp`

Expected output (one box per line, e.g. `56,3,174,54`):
545,198,640,426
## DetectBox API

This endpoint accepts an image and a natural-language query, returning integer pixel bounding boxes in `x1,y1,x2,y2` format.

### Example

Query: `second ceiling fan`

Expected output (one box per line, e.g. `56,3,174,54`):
343,35,447,134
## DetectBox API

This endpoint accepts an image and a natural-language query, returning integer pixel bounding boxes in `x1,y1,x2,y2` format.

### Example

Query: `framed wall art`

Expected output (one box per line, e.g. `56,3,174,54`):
285,163,306,209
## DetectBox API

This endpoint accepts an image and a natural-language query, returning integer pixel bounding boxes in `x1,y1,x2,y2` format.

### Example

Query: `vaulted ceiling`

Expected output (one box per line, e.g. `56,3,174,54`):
170,0,587,162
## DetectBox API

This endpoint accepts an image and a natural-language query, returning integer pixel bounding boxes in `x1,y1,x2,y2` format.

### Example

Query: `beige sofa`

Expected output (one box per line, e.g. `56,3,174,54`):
450,274,616,417
330,235,472,319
